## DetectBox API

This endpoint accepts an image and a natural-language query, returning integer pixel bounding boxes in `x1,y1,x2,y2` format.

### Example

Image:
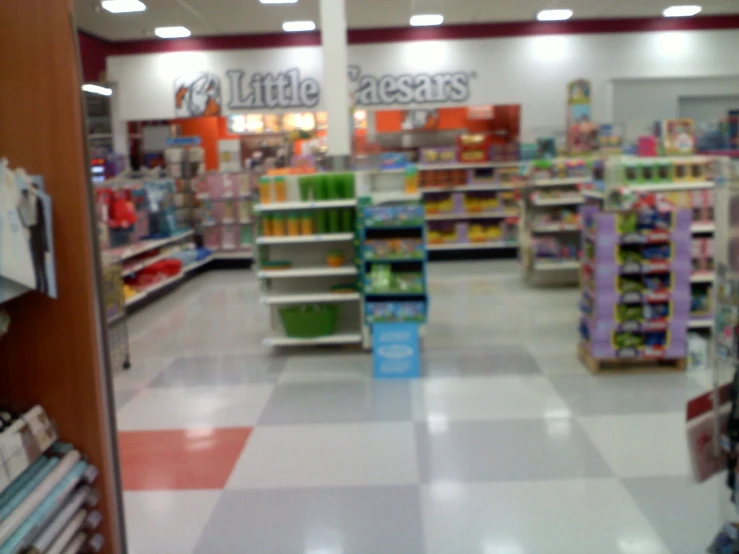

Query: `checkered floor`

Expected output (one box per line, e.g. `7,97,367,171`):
113,262,728,554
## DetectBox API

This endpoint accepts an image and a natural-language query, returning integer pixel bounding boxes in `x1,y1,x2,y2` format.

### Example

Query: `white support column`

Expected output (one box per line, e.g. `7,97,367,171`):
110,83,130,167
319,0,351,165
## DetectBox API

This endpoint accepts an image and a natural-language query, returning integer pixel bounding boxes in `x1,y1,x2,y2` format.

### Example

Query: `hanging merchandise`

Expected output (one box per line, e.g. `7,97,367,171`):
0,162,57,303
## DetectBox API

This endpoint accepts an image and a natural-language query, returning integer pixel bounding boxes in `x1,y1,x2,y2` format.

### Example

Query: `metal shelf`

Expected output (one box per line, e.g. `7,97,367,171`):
421,184,514,194
263,333,363,347
258,266,357,279
107,230,194,262
256,233,354,245
417,161,524,171
533,260,580,270
426,211,517,221
427,241,518,251
255,199,357,212
691,272,716,283
261,292,361,305
531,177,588,187
530,197,584,207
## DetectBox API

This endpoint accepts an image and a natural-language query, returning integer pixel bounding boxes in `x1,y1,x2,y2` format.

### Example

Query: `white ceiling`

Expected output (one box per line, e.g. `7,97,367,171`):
75,0,739,41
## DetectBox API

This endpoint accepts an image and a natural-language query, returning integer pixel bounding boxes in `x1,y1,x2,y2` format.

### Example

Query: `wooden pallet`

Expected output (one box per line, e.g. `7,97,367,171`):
577,342,686,375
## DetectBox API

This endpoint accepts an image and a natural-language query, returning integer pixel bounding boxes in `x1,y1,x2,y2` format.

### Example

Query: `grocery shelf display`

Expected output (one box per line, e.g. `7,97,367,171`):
255,173,363,348
195,171,255,260
520,158,592,283
360,203,429,340
577,155,718,373
419,162,525,255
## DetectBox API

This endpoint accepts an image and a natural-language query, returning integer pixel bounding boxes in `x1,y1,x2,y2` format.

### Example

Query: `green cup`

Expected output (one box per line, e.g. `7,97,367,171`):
328,209,340,233
298,177,312,201
313,175,327,200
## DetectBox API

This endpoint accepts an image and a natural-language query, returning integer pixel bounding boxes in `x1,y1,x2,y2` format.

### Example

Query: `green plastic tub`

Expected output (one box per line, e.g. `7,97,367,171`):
279,304,338,338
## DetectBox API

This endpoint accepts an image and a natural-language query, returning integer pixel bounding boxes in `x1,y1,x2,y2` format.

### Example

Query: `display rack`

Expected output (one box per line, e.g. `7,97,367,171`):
578,155,717,373
0,406,104,553
195,172,255,261
0,6,125,549
359,201,429,347
417,161,525,257
520,158,592,283
255,174,363,347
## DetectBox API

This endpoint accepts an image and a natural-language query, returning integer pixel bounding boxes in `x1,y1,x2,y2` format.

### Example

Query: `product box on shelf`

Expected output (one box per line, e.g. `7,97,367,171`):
581,289,691,320
366,301,426,324
363,205,425,228
364,239,424,260
420,147,457,165
580,316,687,359
581,271,692,312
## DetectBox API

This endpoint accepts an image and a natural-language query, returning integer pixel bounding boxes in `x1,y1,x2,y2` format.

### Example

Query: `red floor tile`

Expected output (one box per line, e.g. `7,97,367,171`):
119,427,252,491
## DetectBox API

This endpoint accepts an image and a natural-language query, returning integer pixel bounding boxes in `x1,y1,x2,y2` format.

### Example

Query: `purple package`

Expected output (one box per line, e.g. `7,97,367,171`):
456,222,469,243
452,193,465,213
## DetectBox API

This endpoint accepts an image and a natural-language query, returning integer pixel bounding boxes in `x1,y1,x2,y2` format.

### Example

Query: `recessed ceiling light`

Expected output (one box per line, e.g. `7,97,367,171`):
410,14,444,27
82,84,113,96
260,0,298,3
282,20,316,32
663,5,702,17
536,9,573,21
101,0,146,13
154,26,191,39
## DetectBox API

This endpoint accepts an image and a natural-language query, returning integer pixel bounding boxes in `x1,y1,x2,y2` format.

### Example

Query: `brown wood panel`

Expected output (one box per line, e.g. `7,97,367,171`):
0,1,123,552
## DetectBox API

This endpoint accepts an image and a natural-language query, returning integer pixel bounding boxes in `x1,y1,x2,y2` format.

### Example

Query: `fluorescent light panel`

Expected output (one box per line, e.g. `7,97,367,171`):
101,0,146,13
154,26,191,38
537,9,573,21
410,14,444,26
82,84,113,96
260,0,298,3
663,5,702,17
282,20,316,32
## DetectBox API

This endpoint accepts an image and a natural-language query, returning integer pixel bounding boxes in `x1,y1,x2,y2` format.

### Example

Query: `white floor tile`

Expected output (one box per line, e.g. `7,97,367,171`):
279,353,372,384
117,385,273,430
418,376,571,421
579,412,692,478
531,352,590,375
125,490,222,554
421,479,670,554
227,423,419,489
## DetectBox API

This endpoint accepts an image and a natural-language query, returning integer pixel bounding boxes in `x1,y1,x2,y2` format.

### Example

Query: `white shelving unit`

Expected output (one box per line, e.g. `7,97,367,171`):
256,175,363,348
520,160,590,285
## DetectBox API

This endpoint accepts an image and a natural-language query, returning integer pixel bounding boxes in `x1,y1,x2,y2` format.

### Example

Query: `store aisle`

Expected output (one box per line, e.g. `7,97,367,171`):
113,262,723,554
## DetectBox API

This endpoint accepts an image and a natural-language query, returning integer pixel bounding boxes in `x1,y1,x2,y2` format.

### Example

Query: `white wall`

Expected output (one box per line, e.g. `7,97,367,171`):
108,28,739,139
613,77,739,141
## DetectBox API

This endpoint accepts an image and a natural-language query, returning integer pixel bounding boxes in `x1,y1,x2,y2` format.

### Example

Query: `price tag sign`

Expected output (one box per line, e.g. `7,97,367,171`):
372,323,421,379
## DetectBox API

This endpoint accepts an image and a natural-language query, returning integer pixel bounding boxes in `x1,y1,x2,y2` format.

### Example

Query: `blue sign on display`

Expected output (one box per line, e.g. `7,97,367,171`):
165,136,201,147
372,323,421,379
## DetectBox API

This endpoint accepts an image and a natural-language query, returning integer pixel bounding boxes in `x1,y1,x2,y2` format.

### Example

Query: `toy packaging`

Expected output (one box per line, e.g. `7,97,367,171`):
366,301,426,323
363,205,425,227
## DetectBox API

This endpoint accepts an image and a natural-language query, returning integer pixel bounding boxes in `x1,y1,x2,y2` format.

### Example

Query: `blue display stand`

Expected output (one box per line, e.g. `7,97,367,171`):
372,322,421,379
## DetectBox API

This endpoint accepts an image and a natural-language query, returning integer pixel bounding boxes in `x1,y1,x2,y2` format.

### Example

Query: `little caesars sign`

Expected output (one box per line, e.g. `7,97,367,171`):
225,66,472,110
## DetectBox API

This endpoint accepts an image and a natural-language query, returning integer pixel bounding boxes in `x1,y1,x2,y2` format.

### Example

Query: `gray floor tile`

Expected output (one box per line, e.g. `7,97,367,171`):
548,373,705,416
148,354,283,387
114,388,139,411
424,345,540,377
259,381,413,425
623,474,729,554
416,418,612,482
194,487,425,554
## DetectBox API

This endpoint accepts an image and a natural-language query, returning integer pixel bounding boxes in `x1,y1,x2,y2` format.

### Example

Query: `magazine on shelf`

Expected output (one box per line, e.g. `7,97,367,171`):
0,163,57,303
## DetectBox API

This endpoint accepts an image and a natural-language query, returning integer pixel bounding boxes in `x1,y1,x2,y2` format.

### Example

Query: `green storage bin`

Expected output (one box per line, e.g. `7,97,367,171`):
279,304,338,338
